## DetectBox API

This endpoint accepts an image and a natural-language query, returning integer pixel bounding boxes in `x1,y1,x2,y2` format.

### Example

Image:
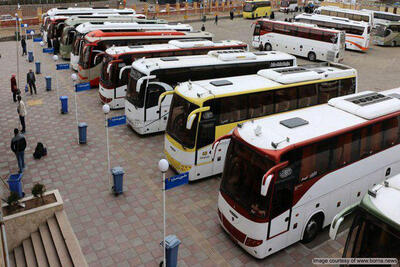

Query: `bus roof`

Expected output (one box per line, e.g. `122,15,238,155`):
175,62,355,105
296,13,369,27
46,7,136,16
316,6,372,16
64,14,152,26
235,87,400,152
257,19,343,33
131,50,288,74
376,20,400,26
76,21,192,34
105,39,247,56
363,173,400,230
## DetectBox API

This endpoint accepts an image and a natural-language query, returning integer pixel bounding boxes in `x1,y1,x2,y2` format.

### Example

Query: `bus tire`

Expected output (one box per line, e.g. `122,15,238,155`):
259,43,264,51
308,51,316,61
392,41,397,47
302,214,323,243
265,43,272,51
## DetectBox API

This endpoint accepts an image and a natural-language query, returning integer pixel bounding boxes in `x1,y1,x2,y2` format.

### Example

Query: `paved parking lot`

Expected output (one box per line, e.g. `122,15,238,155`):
0,14,399,266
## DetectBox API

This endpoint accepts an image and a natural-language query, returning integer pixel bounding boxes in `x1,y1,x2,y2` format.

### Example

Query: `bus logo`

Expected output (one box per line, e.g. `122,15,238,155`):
279,167,293,178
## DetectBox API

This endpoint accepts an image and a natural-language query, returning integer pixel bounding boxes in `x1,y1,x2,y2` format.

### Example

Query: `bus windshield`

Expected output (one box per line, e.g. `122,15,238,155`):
344,210,400,258
80,45,91,69
220,138,275,219
100,55,114,87
126,69,146,108
166,94,198,149
281,1,290,7
244,3,255,12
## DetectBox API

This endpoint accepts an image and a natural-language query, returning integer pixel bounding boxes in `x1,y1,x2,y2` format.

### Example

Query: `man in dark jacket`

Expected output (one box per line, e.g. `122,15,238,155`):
27,69,37,95
21,37,27,56
11,128,26,173
11,74,18,102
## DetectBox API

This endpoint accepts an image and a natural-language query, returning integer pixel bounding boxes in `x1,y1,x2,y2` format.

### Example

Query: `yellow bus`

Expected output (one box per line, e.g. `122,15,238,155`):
243,0,272,19
162,62,357,181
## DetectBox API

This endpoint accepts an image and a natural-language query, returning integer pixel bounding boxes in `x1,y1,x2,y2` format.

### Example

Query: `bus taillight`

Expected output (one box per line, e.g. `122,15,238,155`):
99,93,112,103
245,237,263,247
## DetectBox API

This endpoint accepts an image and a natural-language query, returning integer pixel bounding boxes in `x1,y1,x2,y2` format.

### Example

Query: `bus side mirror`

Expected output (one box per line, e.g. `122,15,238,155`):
136,75,156,93
186,113,197,130
329,215,344,240
261,174,274,196
158,91,174,108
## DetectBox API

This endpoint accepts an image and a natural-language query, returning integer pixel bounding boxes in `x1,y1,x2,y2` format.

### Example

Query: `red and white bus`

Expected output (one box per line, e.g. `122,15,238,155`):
78,30,213,87
99,39,248,109
217,88,400,258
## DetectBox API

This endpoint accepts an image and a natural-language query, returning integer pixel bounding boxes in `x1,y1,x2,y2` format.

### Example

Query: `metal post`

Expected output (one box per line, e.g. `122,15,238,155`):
0,209,9,267
15,15,20,91
105,113,111,192
74,81,79,145
163,171,166,267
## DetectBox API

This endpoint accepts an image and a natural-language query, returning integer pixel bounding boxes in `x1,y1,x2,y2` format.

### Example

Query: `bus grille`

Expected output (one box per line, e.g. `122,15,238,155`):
220,210,246,243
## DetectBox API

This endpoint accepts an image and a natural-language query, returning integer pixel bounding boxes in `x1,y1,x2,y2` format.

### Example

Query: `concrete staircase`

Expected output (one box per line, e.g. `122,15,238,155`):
8,210,87,267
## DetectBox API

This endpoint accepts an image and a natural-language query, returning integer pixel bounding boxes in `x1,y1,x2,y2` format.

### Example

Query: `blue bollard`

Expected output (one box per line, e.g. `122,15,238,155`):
45,76,51,91
35,61,41,74
28,51,34,62
7,173,24,198
78,122,88,144
164,235,181,267
111,167,124,196
60,96,68,114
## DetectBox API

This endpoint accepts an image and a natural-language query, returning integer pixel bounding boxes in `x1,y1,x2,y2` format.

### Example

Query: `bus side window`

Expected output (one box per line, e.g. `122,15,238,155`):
350,130,361,163
145,85,165,109
299,145,316,182
359,126,371,158
340,78,356,96
298,84,317,108
248,91,274,119
318,81,339,104
332,133,352,168
274,87,297,113
197,118,215,148
315,139,332,176
297,26,310,39
383,116,400,148
370,123,383,153
218,95,248,124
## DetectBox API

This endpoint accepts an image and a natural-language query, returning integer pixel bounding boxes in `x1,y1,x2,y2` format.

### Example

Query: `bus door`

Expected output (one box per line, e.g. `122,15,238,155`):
254,22,261,43
195,109,216,178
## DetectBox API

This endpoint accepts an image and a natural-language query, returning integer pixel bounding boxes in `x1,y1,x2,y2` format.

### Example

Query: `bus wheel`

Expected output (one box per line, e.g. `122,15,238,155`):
265,43,272,51
308,52,316,61
259,43,264,51
302,214,322,243
392,41,397,47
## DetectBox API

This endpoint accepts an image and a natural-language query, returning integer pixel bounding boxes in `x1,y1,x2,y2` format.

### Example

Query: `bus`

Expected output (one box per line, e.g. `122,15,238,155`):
78,29,212,87
295,13,370,52
126,50,296,135
330,173,400,261
60,15,166,59
361,9,400,26
252,19,345,62
71,21,194,71
280,0,298,13
164,62,357,181
42,16,68,43
218,88,400,259
374,21,400,47
314,6,373,26
243,0,272,19
100,39,248,109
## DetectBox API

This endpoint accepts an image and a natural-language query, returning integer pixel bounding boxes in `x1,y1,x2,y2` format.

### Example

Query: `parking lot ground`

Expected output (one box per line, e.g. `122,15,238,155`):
0,14,399,266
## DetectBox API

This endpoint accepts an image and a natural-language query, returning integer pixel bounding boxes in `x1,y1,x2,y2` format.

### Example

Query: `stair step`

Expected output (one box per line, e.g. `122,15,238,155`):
39,224,61,267
47,217,73,267
31,232,49,267
22,239,38,267
14,246,26,267
9,251,16,267
55,211,88,267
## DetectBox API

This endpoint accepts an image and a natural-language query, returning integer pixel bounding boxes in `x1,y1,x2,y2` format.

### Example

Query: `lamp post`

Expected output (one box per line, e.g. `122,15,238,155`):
15,14,20,91
158,159,169,267
71,73,79,144
103,104,111,193
30,30,34,57
52,54,59,98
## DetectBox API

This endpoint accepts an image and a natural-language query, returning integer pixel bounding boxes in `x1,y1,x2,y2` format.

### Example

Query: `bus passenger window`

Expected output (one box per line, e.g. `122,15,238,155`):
332,133,352,168
359,127,371,158
318,81,339,103
299,145,317,182
298,84,317,108
218,95,248,124
370,123,383,153
275,88,297,113
145,85,165,109
383,117,399,148
315,140,332,176
340,78,356,96
248,91,273,118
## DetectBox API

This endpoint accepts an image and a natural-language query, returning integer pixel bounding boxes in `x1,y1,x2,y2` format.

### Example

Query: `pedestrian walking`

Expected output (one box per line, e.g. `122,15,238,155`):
26,69,37,95
11,74,19,102
53,38,60,54
230,10,234,20
214,14,218,25
270,11,275,19
47,36,52,48
21,37,27,56
201,24,206,31
17,95,27,133
11,128,26,173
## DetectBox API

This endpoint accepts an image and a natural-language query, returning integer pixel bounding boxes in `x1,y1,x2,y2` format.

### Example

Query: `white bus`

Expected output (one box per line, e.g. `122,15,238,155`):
217,88,400,259
252,19,345,62
71,21,194,71
125,50,296,135
280,0,298,13
361,9,400,27
295,13,370,52
330,173,400,260
164,63,357,181
100,40,248,109
314,6,373,26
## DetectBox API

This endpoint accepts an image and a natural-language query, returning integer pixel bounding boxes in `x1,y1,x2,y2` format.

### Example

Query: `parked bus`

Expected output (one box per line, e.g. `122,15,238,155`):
60,15,166,59
78,29,212,86
362,9,400,26
42,16,68,43
253,19,345,62
100,40,248,109
218,88,400,259
164,63,357,181
243,0,272,19
330,173,400,261
374,21,400,47
314,6,373,26
280,0,298,12
295,13,370,52
126,50,296,134
71,21,194,71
